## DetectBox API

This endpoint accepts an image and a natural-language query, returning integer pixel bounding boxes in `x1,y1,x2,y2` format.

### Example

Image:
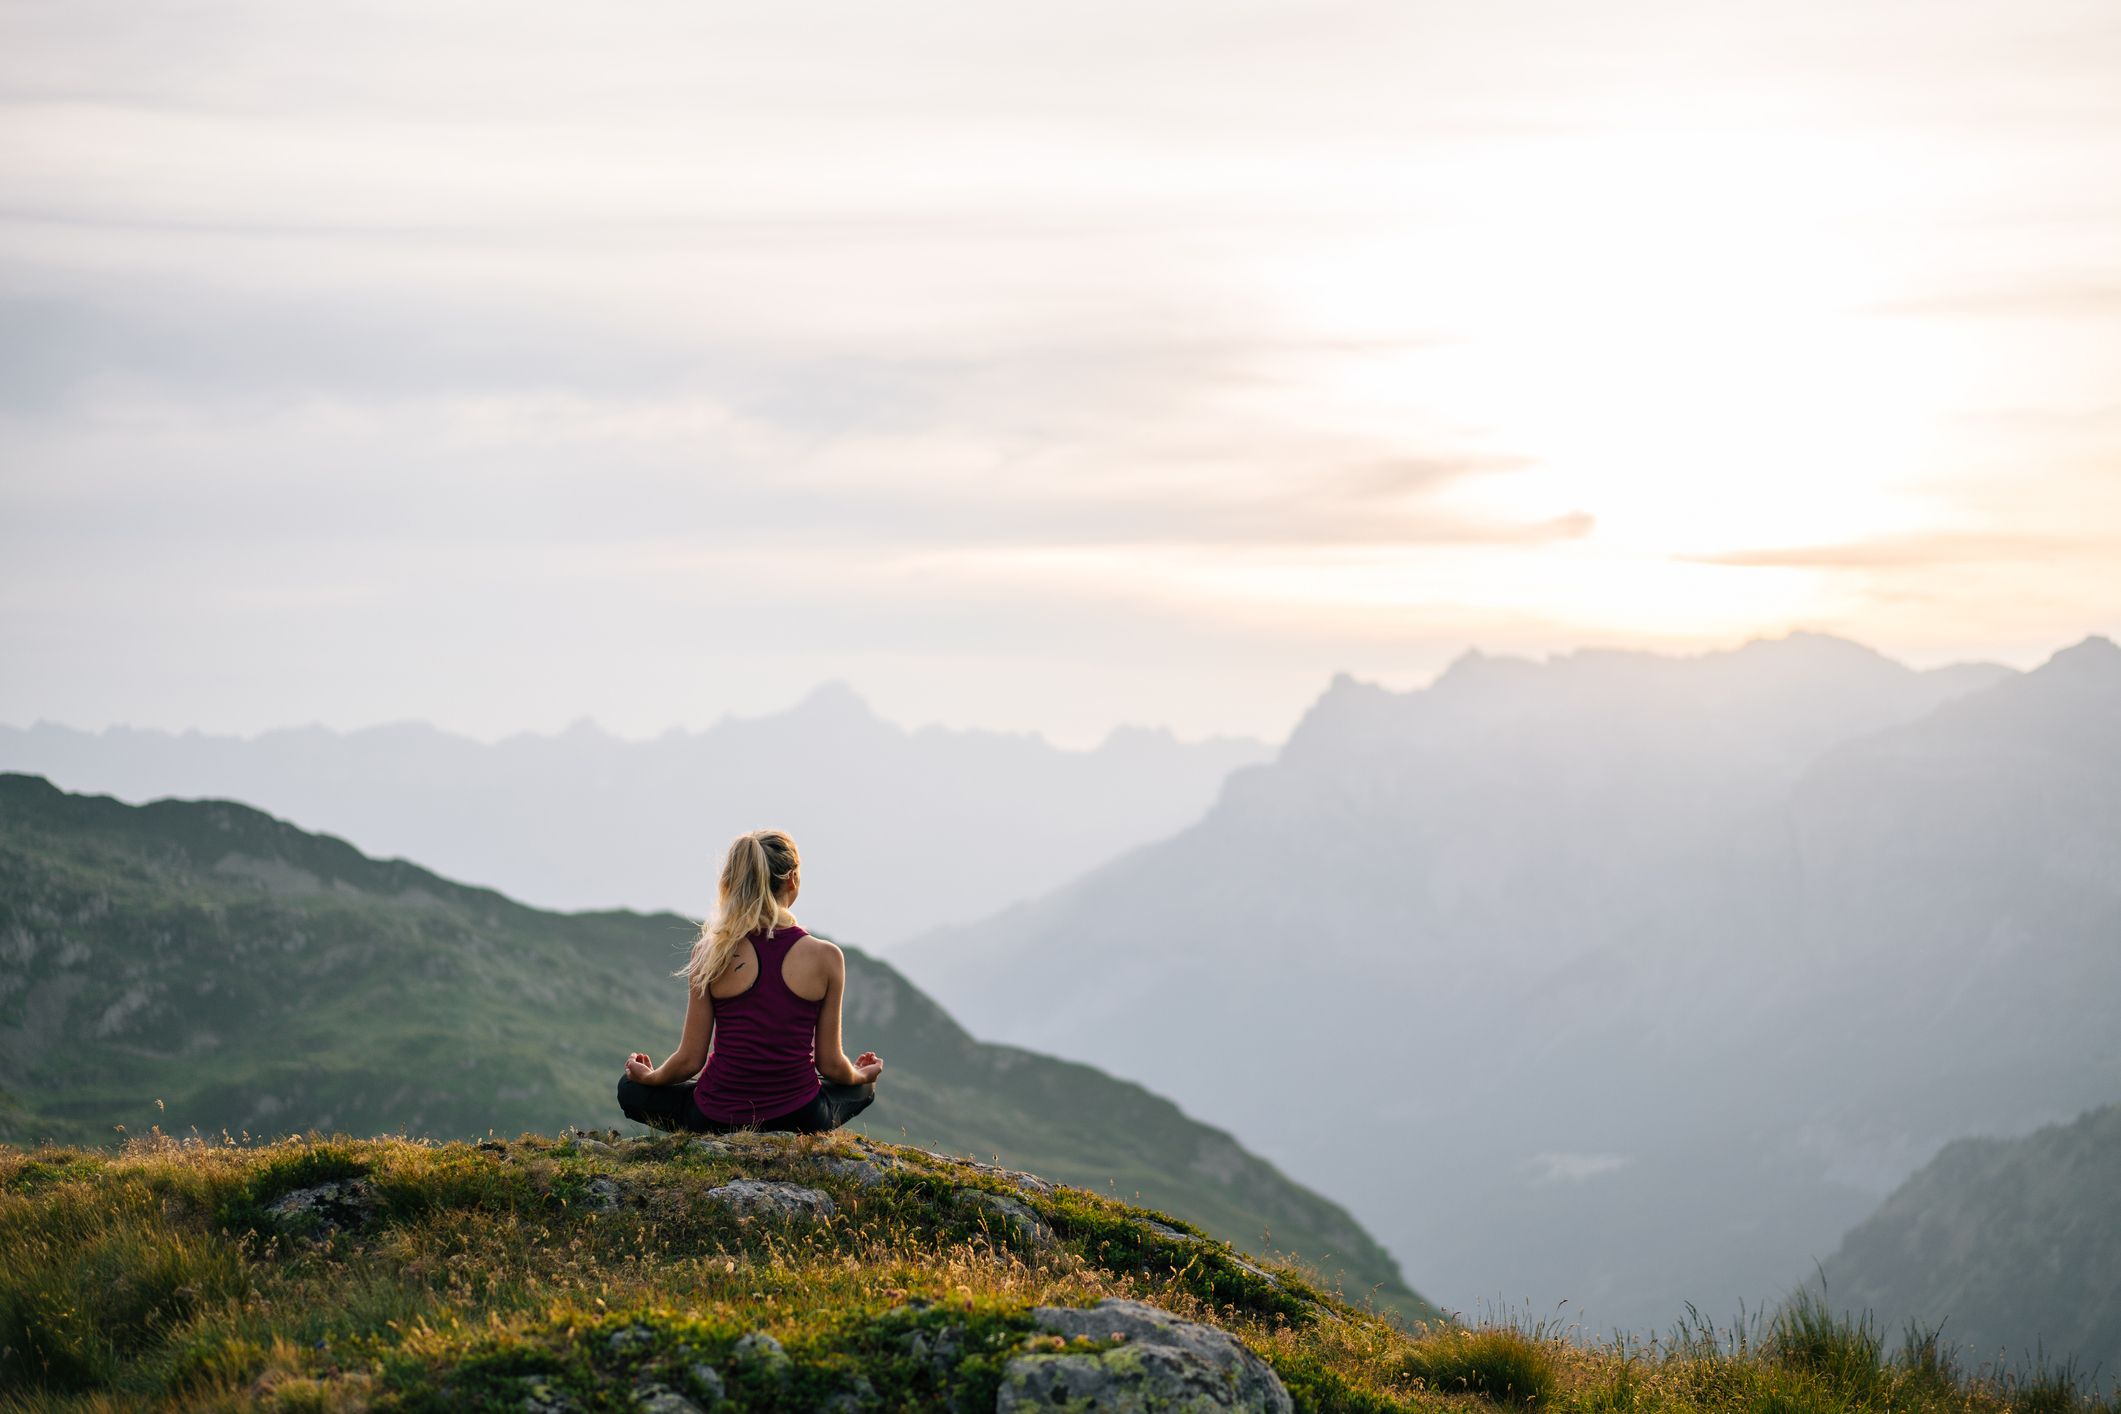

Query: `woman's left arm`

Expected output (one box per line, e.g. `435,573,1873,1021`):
626,985,714,1086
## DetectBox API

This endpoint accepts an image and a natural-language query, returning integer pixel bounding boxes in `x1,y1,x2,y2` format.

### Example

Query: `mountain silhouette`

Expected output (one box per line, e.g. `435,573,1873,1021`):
0,686,1268,946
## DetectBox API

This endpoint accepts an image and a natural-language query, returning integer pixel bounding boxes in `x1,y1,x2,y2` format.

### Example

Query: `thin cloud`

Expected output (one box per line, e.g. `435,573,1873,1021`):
1867,282,2121,321
1691,530,2112,569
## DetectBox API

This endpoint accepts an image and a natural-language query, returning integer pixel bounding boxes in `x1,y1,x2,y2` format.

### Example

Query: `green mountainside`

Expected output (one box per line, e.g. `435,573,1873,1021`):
0,772,1426,1320
1820,1102,2121,1378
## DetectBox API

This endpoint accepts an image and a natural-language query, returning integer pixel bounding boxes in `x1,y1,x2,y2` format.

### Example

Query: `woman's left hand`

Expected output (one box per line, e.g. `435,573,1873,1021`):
623,1052,655,1083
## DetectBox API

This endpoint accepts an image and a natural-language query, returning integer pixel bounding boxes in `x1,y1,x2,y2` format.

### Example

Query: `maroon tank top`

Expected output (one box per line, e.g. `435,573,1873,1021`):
692,924,824,1124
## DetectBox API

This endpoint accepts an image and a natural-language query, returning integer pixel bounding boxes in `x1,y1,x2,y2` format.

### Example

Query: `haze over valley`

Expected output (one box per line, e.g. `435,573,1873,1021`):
0,686,1266,944
896,630,2121,1339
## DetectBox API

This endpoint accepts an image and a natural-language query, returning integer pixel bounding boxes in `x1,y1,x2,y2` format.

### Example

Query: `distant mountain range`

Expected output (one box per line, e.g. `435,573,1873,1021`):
0,772,1429,1319
0,684,1268,946
1821,1100,2121,1378
895,632,2121,1343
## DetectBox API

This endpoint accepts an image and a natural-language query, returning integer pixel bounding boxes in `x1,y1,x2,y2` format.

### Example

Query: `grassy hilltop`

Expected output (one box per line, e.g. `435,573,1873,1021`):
5,1128,2118,1413
0,772,1422,1318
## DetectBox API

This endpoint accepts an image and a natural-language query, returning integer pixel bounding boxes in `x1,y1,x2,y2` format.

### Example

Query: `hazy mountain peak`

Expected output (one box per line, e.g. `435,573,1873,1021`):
1279,670,1404,760
2038,633,2121,677
1430,645,1537,689
1319,668,1404,700
786,678,880,724
1733,629,1895,666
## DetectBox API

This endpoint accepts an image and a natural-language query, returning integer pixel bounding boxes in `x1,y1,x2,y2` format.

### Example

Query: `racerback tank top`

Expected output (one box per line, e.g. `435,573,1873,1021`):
692,924,825,1124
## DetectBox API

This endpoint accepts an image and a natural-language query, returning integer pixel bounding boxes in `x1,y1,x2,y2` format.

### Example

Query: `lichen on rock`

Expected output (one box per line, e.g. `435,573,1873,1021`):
954,1187,1054,1249
264,1177,376,1235
996,1299,1294,1412
703,1178,835,1221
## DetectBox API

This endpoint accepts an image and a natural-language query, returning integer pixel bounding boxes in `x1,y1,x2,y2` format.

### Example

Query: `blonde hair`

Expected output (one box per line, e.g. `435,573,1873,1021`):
679,829,800,995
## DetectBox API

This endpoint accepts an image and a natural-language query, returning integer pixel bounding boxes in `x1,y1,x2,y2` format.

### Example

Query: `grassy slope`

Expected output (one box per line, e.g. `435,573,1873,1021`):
0,772,1425,1318
5,1131,2113,1414
1820,1103,2121,1378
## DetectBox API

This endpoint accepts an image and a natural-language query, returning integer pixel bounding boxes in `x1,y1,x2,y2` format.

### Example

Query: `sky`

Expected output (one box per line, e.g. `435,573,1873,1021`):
3,0,2117,747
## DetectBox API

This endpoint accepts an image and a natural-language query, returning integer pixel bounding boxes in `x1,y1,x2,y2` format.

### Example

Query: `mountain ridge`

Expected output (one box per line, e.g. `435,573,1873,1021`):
0,685,1271,943
894,631,2118,1339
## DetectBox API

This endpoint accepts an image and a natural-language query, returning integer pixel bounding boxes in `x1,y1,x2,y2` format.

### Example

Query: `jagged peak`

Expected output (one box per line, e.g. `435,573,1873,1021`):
1432,644,1543,689
1318,669,1396,700
1731,629,1897,666
2038,633,2121,676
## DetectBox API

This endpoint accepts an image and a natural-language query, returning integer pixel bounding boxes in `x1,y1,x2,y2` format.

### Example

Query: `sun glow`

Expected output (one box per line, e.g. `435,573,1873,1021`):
1246,121,1961,609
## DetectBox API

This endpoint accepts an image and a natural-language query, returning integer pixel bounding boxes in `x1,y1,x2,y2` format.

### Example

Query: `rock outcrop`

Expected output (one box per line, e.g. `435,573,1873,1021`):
264,1178,377,1235
702,1179,836,1222
997,1298,1294,1412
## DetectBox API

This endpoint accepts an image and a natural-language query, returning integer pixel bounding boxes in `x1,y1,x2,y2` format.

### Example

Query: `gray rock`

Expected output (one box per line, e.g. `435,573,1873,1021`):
687,1363,728,1402
996,1299,1293,1412
608,1323,656,1355
822,1373,878,1411
805,1153,882,1187
518,1376,575,1413
906,1324,967,1380
584,1176,623,1212
953,1188,1053,1248
731,1331,789,1372
725,1332,789,1393
690,1133,805,1164
1144,1220,1198,1244
264,1177,376,1235
705,1179,835,1222
632,1384,703,1414
815,1155,897,1187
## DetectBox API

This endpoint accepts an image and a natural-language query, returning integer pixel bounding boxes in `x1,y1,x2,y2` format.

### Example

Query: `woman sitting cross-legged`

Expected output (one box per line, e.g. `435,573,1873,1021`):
617,828,883,1134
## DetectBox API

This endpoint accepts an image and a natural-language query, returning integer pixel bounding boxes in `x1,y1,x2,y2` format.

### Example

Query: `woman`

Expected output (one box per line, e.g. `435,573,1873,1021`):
616,828,883,1134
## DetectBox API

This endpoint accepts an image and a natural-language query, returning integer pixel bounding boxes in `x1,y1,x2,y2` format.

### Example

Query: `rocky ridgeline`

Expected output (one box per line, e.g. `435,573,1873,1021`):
246,1127,1331,1412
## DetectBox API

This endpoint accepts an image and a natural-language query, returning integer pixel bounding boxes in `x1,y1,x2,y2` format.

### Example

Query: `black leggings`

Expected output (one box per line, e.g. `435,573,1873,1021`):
616,1075,876,1135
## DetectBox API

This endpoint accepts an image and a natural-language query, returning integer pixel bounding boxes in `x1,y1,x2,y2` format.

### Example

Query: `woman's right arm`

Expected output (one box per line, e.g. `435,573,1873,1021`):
812,943,884,1086
632,985,714,1086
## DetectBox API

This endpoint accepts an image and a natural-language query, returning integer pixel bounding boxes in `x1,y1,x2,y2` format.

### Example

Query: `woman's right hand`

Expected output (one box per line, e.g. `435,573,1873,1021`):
853,1051,884,1084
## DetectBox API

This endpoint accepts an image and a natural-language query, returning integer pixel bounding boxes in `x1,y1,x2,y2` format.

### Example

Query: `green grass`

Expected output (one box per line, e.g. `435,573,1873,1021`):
1400,1327,1560,1405
2,1132,2113,1414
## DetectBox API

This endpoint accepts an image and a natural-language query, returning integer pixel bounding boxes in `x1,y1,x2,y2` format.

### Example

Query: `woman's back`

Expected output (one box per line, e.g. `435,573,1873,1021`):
693,924,825,1124
621,827,880,1136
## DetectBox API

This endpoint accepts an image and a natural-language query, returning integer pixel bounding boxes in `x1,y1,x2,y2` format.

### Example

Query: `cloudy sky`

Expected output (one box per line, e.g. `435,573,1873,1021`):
3,0,2117,745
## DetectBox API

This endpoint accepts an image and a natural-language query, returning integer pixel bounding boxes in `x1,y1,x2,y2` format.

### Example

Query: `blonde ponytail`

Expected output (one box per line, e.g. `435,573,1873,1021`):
679,829,800,995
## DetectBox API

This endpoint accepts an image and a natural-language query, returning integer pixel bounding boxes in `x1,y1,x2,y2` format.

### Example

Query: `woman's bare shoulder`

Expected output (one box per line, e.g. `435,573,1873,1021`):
793,931,845,966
